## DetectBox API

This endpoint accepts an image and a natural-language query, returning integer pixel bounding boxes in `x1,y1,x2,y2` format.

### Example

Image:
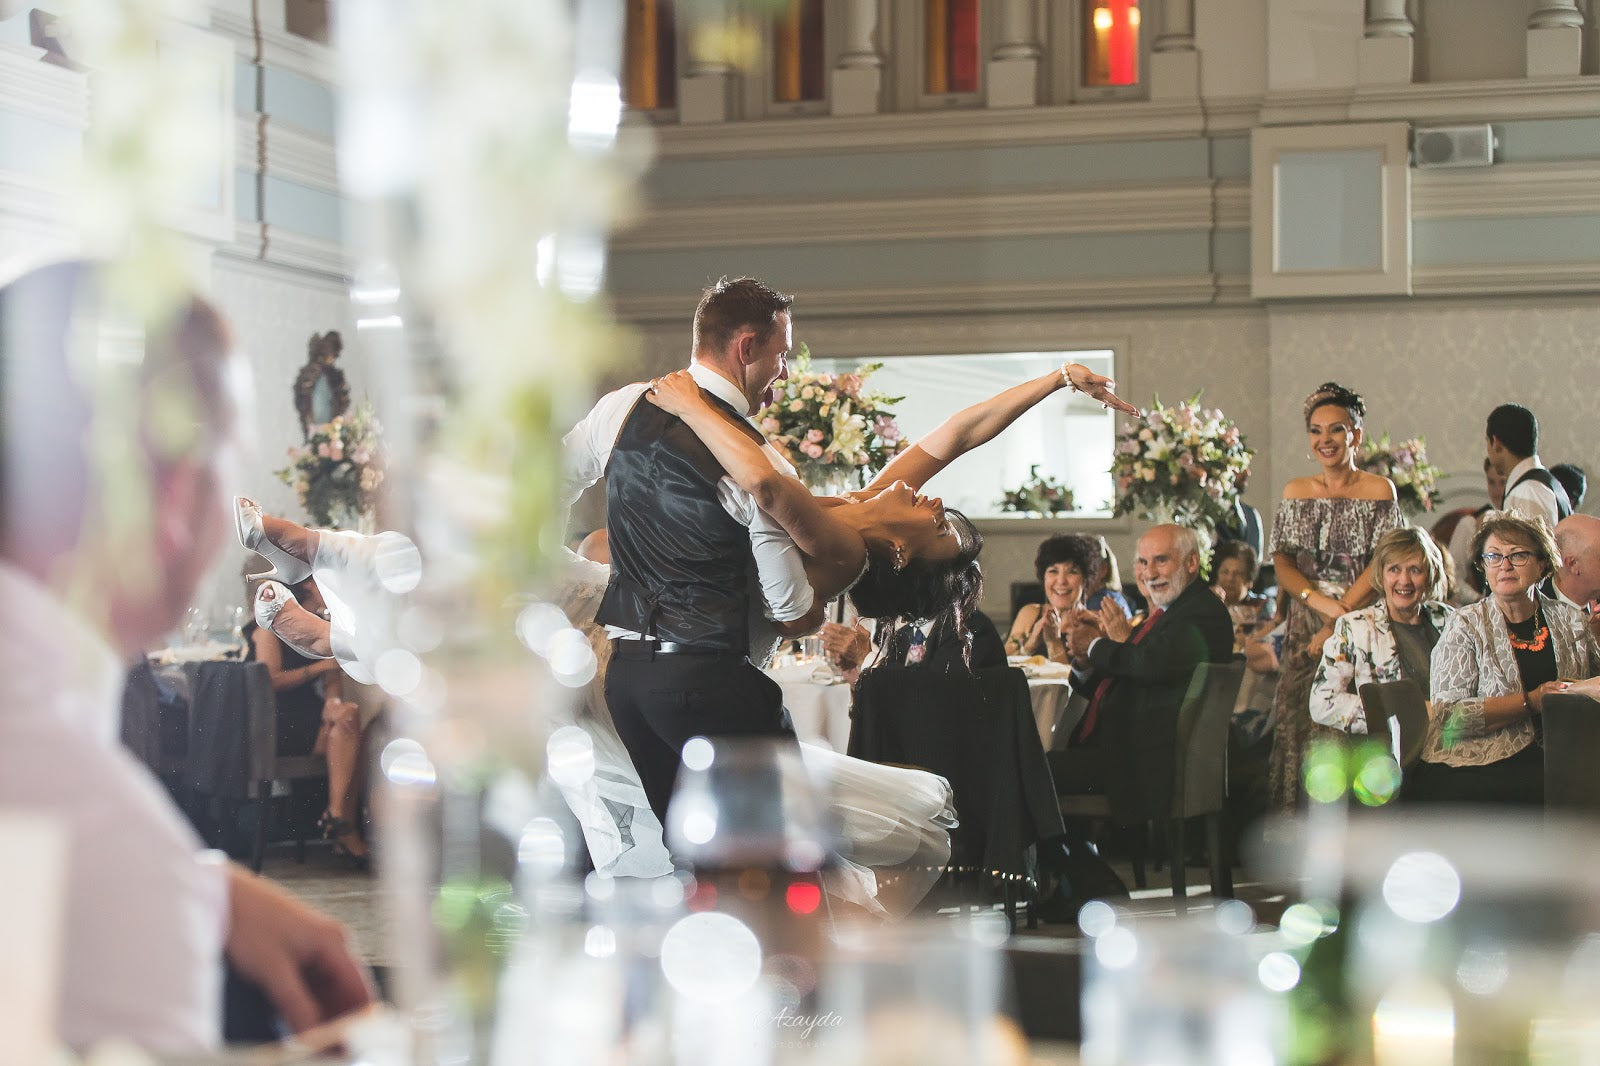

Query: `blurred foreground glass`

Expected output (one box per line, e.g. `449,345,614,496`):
1080,901,1284,1066
1264,810,1600,1066
817,916,1017,1066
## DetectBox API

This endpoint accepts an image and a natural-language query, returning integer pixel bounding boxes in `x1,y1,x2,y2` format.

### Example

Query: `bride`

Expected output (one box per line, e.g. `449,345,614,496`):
243,361,1134,915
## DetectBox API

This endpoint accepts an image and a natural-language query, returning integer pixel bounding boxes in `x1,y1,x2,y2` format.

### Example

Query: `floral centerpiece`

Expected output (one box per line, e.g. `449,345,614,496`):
1357,432,1444,515
999,464,1075,515
1110,394,1253,535
275,401,386,529
756,344,911,493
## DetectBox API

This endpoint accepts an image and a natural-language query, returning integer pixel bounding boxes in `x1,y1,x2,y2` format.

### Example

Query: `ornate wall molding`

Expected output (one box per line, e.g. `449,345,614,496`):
235,113,338,193
614,180,1250,251
1260,76,1600,127
211,7,333,85
646,97,1215,160
0,44,87,127
225,219,348,281
1413,161,1600,221
1413,260,1600,296
614,274,1224,324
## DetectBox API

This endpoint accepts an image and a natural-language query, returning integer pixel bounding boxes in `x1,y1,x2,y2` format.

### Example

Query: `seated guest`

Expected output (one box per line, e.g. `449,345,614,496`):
247,577,368,868
1005,533,1103,661
1546,514,1600,641
1309,528,1453,734
1084,535,1130,613
1552,463,1587,514
1413,512,1600,805
1211,540,1270,653
1215,498,1265,563
0,261,370,1051
1049,525,1234,824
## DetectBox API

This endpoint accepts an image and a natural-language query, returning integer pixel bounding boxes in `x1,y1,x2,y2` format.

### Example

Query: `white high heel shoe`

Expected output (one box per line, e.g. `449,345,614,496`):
254,580,331,660
235,496,313,584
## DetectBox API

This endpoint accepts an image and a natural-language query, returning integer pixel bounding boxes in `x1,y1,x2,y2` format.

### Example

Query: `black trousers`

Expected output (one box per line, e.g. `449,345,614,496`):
606,646,796,823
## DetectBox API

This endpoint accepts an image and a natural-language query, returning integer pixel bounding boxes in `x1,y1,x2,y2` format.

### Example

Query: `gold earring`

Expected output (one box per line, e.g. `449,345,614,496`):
892,543,906,572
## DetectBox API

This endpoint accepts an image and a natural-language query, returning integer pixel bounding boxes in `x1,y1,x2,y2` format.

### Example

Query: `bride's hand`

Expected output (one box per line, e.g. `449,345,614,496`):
1063,363,1141,417
646,369,706,417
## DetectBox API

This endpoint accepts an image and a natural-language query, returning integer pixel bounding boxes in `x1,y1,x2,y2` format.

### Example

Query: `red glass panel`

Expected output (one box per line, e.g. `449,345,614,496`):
925,0,980,95
774,0,825,103
1082,0,1139,88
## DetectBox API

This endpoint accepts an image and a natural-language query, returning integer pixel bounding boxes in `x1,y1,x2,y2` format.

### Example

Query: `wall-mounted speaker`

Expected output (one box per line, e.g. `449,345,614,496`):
1412,124,1497,169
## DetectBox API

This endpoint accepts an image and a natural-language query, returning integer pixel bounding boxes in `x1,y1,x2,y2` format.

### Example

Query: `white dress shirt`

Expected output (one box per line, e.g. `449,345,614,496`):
560,362,814,636
0,563,228,1052
1503,455,1566,531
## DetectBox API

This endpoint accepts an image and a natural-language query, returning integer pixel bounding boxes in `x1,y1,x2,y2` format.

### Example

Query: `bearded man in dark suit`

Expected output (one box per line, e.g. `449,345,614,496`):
1051,524,1235,825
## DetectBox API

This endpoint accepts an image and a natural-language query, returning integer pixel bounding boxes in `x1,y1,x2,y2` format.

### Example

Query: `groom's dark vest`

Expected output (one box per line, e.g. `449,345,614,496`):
595,393,754,651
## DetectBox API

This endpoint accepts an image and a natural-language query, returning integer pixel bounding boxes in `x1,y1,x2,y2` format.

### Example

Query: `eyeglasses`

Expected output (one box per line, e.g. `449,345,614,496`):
1481,550,1538,569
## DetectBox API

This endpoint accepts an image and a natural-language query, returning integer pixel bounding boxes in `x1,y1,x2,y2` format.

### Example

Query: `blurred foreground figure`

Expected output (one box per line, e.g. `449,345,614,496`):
0,262,371,1052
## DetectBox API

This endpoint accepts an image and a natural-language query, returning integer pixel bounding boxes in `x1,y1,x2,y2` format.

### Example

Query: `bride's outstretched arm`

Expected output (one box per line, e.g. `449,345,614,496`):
646,372,867,594
864,363,1139,493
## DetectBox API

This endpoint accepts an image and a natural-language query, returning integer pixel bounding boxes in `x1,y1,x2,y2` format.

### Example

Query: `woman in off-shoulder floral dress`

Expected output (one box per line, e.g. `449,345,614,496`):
1267,384,1404,810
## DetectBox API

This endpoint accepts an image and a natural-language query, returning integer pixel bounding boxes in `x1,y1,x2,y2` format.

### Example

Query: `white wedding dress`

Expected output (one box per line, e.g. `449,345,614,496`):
551,552,956,917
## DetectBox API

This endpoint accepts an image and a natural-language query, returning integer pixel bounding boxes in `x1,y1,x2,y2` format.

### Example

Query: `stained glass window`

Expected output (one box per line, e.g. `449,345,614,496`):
925,0,980,95
773,0,825,103
1082,0,1139,88
623,0,677,110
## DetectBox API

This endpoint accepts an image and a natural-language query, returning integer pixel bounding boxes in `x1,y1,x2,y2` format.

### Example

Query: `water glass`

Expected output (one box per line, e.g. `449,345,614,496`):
180,607,208,647
1079,902,1283,1066
816,916,1016,1066
798,636,824,662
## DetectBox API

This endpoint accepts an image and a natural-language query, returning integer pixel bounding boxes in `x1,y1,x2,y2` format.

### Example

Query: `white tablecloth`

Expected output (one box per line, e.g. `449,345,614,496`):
1009,656,1077,752
765,660,853,751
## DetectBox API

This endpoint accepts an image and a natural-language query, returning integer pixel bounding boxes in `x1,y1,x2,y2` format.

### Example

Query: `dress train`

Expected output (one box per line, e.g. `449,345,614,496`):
552,552,955,917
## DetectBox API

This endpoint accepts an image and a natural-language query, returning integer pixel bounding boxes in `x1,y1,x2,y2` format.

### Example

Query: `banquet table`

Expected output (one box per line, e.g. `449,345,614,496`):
764,658,853,750
1010,656,1079,752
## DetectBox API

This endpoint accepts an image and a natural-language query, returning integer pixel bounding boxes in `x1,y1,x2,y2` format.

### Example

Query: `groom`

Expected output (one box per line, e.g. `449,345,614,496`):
561,277,823,821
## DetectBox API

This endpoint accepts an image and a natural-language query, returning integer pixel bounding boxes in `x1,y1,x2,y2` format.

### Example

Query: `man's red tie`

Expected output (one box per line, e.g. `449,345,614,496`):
1073,608,1165,744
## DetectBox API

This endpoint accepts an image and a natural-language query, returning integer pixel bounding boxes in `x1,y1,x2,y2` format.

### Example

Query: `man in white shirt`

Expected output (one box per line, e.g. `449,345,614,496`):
0,262,371,1052
560,276,822,820
1487,403,1571,531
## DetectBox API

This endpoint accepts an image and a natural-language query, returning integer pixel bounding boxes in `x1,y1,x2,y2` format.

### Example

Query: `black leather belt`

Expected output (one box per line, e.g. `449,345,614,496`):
613,637,741,658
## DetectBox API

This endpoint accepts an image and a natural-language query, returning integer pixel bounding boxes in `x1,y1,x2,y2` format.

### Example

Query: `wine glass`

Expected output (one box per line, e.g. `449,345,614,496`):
180,607,207,648
228,606,250,658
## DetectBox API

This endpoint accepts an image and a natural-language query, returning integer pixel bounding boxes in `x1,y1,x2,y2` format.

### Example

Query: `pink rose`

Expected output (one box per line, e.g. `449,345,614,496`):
806,429,824,443
836,374,863,397
802,442,825,459
761,418,780,434
317,442,332,458
329,442,344,461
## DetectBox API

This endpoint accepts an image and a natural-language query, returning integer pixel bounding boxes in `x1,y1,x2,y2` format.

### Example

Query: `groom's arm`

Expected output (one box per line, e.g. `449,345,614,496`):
559,384,648,531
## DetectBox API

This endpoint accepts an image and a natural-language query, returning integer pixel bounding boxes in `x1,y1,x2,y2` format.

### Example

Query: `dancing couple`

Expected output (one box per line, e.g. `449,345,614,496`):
244,275,1136,915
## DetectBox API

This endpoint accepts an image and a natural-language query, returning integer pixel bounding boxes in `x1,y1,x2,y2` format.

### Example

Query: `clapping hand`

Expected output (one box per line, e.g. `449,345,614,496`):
1097,598,1133,642
1066,621,1100,662
1063,363,1141,417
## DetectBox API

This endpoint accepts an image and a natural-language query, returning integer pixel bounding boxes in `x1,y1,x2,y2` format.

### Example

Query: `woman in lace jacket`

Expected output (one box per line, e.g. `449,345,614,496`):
1310,528,1454,734
1412,512,1600,805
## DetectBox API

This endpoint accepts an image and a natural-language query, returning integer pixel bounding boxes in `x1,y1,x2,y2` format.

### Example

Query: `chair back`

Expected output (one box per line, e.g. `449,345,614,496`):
1358,678,1429,768
1542,693,1600,812
1171,661,1245,818
849,664,1061,874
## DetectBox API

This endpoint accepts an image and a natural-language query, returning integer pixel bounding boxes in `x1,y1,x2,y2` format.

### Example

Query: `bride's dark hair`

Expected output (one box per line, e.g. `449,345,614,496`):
848,510,985,668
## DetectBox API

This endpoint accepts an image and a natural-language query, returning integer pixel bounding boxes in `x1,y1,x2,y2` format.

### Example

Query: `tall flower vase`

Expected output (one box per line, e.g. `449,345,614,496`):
804,465,858,497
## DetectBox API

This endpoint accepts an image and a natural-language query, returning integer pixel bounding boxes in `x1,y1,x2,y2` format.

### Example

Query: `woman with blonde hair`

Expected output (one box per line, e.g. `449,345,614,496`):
1309,527,1453,734
1412,512,1600,805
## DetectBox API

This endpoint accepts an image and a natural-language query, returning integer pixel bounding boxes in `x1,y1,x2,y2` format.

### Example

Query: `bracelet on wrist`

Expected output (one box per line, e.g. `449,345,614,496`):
1060,365,1080,392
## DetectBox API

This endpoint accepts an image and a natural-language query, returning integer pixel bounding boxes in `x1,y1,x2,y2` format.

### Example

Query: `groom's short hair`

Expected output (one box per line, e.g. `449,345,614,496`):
692,276,793,354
